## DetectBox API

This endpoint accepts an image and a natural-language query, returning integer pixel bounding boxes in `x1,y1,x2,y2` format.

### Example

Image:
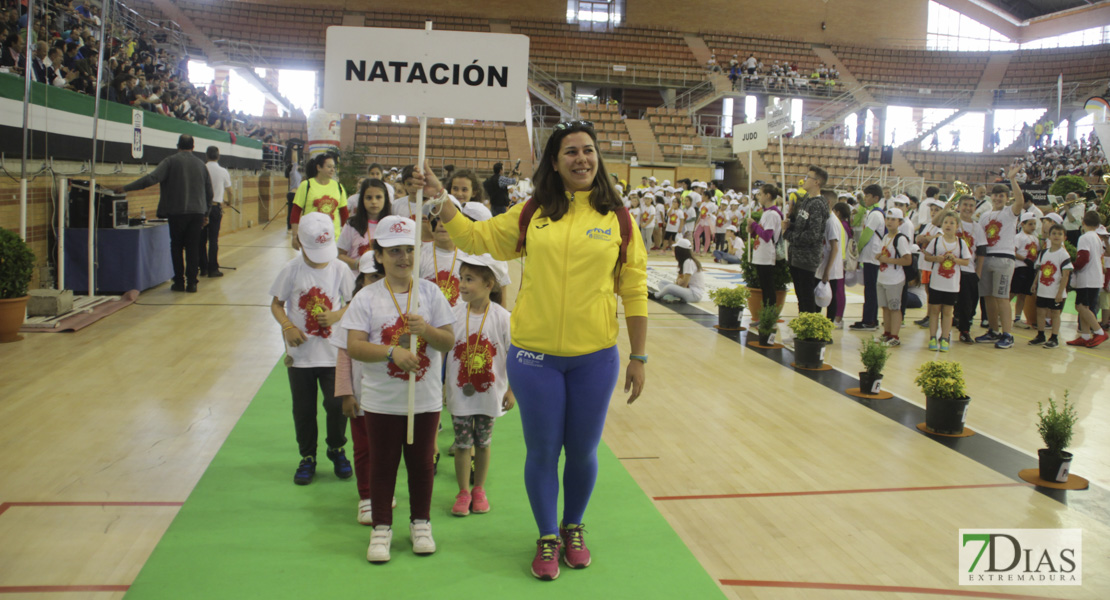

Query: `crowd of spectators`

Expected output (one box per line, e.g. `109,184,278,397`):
1,0,279,144
1009,133,1107,185
707,53,840,95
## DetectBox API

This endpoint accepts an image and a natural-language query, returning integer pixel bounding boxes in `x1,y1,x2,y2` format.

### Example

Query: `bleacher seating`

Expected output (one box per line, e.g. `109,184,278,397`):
577,104,638,158
701,30,821,72
355,120,509,174
998,45,1110,103
512,19,703,87
831,46,990,105
903,150,1017,185
645,106,707,160
757,138,886,187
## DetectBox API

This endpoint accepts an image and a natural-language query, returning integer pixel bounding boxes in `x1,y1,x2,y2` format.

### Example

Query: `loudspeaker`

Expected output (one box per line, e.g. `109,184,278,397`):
857,146,870,165
880,145,894,165
69,180,128,229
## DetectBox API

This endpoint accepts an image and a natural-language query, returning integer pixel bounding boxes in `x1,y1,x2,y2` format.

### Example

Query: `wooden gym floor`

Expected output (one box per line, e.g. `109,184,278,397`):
0,224,1107,599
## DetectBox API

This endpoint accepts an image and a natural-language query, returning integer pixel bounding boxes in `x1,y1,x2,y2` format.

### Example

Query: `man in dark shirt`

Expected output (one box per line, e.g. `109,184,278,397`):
783,165,831,314
483,161,515,216
114,135,214,292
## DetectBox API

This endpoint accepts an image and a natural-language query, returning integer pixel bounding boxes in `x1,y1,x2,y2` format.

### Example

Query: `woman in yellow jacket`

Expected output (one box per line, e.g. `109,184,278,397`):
416,121,647,581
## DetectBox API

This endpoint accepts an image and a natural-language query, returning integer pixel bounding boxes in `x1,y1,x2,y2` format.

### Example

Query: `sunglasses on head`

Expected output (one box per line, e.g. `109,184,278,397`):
553,120,594,131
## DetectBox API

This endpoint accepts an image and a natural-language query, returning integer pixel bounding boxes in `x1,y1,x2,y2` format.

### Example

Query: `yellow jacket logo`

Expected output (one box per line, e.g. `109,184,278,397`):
959,529,1081,586
586,227,613,241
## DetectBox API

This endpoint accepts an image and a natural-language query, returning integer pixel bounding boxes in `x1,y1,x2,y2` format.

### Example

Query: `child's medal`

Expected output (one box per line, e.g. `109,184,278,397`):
385,279,413,349
461,302,490,397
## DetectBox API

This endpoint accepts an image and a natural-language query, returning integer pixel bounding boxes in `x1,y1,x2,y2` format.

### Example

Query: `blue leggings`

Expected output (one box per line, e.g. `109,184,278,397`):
507,344,620,536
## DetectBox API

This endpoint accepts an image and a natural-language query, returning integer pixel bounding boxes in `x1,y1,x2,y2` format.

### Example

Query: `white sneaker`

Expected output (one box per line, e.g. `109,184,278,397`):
392,496,398,508
367,525,392,562
410,519,436,555
357,499,373,525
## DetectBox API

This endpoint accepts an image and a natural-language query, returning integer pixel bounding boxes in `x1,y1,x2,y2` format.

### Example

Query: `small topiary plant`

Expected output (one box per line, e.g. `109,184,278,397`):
860,337,889,377
708,284,750,309
788,312,834,342
914,360,968,400
1037,391,1078,459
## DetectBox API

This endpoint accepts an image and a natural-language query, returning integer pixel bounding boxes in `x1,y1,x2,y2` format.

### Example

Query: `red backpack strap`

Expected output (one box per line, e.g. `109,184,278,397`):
515,198,539,255
614,206,632,288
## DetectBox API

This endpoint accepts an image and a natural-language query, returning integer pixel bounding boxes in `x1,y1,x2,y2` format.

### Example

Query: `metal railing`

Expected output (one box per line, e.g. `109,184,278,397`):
212,39,273,70
116,0,189,58
531,60,706,88
528,63,568,107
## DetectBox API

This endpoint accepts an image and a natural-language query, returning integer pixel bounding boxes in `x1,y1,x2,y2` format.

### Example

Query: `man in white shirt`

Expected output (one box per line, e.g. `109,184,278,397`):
201,146,233,278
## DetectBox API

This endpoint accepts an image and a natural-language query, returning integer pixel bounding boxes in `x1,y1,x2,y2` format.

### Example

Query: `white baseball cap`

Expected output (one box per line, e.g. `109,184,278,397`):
648,176,657,182
373,215,417,247
297,212,338,263
1041,213,1063,225
1020,211,1038,223
460,253,511,286
358,251,378,274
461,201,492,222
887,208,905,220
662,179,672,186
1097,225,1109,237
674,237,693,249
893,195,910,205
725,224,737,232
693,181,708,188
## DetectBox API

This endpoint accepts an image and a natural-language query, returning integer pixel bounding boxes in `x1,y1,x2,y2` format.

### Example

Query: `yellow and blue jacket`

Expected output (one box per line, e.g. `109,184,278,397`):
444,191,648,357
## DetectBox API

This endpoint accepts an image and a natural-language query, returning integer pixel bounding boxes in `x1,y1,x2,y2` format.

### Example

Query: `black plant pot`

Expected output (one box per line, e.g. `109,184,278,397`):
1038,449,1072,483
924,396,971,434
757,331,773,345
718,305,742,330
794,339,825,369
859,371,883,395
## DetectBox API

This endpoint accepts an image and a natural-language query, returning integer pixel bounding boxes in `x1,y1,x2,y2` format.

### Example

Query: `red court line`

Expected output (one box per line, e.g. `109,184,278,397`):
720,579,1070,600
0,585,130,594
654,482,1030,501
0,501,184,518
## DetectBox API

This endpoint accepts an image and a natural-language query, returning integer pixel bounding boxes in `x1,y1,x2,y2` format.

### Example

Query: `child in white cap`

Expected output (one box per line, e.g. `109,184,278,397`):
269,211,357,485
876,208,913,346
339,215,456,562
1011,212,1040,329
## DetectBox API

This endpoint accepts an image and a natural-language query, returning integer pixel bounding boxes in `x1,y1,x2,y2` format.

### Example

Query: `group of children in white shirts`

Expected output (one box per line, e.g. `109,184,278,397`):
270,167,516,564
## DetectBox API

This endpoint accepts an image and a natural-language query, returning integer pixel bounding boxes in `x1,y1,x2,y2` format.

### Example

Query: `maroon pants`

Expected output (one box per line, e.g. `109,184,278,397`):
366,411,440,527
351,414,371,500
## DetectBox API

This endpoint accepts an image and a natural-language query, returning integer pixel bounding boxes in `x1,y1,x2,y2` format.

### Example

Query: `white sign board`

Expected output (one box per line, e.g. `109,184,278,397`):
323,27,530,121
130,110,143,159
732,119,768,153
765,102,793,137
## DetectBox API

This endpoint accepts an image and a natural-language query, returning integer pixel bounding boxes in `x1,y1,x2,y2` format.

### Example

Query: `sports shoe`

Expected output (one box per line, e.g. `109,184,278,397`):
928,337,938,351
1066,337,1090,347
471,486,490,513
883,337,901,347
294,456,315,485
1044,337,1059,349
452,490,472,516
1013,317,1029,329
1088,333,1109,347
974,331,1000,344
1028,333,1046,346
959,331,973,344
939,338,950,353
915,317,930,328
560,524,591,569
367,525,392,562
170,282,186,292
326,447,353,479
532,537,561,581
849,322,879,331
410,520,436,555
980,319,989,328
358,499,373,525
994,334,1014,349
833,320,844,330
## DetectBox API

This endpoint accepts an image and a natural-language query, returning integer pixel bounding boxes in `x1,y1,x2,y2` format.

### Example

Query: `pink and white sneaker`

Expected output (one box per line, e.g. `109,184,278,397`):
531,537,561,580
560,524,591,569
451,490,471,516
471,486,490,513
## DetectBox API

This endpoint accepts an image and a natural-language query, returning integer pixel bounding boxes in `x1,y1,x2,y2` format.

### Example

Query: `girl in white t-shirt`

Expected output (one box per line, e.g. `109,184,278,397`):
682,196,697,240
653,197,667,252
656,238,705,303
923,213,970,352
339,216,456,563
447,255,515,517
338,179,391,270
749,184,783,308
662,198,682,252
636,196,657,254
1012,214,1039,328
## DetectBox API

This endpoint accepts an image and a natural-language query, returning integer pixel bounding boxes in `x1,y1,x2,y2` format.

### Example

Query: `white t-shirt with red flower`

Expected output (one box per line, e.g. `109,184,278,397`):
446,302,511,418
926,236,969,294
1035,248,1073,299
978,206,1020,258
1014,231,1039,264
419,243,467,307
665,207,682,233
751,207,782,266
269,257,356,368
337,221,376,266
338,278,455,416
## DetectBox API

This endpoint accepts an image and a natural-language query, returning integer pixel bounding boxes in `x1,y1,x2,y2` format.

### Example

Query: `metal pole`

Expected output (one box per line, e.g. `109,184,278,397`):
407,20,433,445
778,135,785,194
19,0,36,241
86,0,113,297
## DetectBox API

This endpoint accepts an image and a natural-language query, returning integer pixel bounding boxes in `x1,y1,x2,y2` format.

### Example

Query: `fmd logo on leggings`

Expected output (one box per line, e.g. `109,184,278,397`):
516,349,545,367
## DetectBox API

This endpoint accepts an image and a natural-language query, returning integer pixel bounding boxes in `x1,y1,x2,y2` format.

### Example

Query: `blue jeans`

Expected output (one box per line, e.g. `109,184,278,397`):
862,263,879,325
713,250,740,264
507,344,620,536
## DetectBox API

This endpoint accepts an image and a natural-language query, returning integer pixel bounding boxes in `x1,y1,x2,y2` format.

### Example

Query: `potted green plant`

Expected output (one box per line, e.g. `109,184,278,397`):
0,227,35,343
915,360,970,435
859,337,889,394
755,303,781,346
788,312,833,369
1036,391,1078,483
708,284,750,330
738,249,791,320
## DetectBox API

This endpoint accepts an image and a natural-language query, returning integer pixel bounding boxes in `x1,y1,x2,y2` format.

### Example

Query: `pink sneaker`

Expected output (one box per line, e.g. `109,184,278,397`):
451,490,471,516
560,524,591,569
531,537,561,580
471,486,490,513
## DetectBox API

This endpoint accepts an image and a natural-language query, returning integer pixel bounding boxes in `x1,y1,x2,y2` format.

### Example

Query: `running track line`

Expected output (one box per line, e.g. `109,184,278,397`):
719,579,1071,600
653,482,1030,501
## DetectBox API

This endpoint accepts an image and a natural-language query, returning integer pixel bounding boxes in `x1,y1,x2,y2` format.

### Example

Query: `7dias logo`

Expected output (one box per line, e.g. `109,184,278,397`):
959,529,1081,586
